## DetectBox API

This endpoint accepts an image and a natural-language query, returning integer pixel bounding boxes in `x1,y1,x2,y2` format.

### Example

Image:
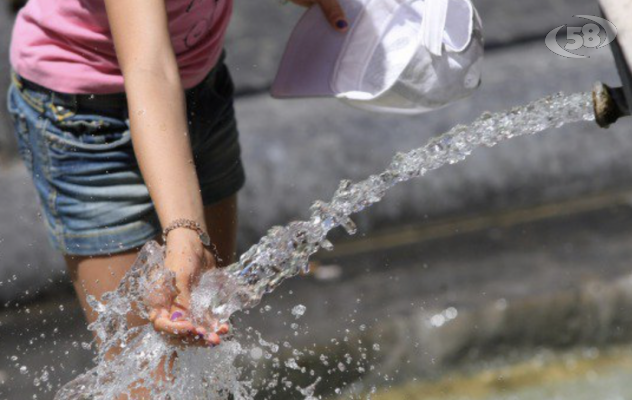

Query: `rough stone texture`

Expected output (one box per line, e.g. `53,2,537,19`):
236,42,629,243
0,167,66,301
239,204,632,352
4,203,632,399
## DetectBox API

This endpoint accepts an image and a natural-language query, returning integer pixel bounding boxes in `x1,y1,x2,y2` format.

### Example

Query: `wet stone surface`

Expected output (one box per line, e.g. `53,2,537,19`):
3,204,632,398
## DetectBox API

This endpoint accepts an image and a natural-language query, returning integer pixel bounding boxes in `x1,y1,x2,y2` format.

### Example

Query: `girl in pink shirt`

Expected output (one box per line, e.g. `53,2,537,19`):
8,0,346,394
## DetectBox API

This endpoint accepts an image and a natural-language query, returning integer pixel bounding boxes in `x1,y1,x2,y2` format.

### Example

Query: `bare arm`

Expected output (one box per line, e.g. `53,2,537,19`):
104,0,224,345
104,0,344,344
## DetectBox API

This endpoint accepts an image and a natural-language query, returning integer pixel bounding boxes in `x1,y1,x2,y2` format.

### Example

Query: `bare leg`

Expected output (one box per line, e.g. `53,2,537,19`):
64,195,238,398
203,194,238,267
66,249,145,327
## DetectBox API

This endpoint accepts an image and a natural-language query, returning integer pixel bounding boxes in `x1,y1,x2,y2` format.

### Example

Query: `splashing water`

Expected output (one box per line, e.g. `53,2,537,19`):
55,92,595,399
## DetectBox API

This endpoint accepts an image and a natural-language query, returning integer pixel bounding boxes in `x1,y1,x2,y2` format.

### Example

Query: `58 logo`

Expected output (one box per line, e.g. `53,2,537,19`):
545,15,618,59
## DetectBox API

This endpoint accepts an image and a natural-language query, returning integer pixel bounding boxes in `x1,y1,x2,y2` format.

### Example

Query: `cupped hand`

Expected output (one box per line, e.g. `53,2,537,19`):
288,0,348,32
148,229,230,347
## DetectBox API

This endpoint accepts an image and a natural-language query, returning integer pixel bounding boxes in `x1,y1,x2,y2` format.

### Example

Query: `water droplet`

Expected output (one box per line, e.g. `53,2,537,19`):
291,304,306,319
250,347,263,360
430,314,445,327
445,307,458,320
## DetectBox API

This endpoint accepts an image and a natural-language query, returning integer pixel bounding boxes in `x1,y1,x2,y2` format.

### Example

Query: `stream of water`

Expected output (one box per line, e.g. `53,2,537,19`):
54,92,595,400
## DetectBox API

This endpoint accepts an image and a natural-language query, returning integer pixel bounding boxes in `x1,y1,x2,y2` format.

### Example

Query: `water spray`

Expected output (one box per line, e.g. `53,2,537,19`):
54,5,632,396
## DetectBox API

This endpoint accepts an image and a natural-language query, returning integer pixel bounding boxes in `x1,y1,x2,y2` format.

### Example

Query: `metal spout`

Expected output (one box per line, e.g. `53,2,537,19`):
593,82,631,128
596,0,632,128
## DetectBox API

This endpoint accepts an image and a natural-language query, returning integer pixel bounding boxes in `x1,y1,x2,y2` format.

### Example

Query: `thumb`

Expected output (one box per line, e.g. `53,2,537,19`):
172,276,192,312
317,0,348,32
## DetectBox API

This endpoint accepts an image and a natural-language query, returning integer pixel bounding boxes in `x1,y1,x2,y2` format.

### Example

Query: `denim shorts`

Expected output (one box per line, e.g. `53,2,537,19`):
6,61,245,256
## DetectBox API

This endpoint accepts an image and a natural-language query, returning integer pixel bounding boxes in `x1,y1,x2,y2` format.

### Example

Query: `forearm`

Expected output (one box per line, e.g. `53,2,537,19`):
104,0,205,233
124,66,206,232
104,0,218,345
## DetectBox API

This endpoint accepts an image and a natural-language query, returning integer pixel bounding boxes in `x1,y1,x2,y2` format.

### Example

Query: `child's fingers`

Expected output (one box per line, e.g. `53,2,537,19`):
216,323,230,335
150,308,229,348
153,317,196,337
151,308,196,337
316,0,348,31
187,327,211,347
206,332,221,346
164,327,210,348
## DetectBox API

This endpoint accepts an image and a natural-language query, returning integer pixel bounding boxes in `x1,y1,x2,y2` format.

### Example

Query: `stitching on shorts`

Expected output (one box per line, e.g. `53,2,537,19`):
38,118,53,181
7,88,34,169
10,71,22,90
38,117,67,250
61,220,160,239
10,72,46,114
47,189,67,251
39,208,60,249
48,101,75,122
6,84,18,116
21,90,45,114
20,113,34,173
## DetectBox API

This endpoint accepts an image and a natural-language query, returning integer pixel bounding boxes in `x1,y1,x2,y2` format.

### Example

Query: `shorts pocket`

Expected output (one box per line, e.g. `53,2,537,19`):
42,107,131,150
43,119,135,179
43,126,132,152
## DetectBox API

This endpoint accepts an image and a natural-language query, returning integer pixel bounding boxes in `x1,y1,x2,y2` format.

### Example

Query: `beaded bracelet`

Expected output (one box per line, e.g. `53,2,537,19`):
162,218,211,247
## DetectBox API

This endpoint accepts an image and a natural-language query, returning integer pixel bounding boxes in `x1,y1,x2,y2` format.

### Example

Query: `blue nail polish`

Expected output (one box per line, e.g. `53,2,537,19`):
336,20,348,30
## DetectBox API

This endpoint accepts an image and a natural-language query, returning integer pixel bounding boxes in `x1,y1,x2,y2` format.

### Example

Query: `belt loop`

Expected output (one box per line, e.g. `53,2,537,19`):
11,71,24,90
11,72,46,114
70,93,78,114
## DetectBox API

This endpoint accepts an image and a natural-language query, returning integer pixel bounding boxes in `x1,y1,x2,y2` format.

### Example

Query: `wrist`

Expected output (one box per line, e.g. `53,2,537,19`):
165,227,202,243
165,229,206,258
163,218,210,248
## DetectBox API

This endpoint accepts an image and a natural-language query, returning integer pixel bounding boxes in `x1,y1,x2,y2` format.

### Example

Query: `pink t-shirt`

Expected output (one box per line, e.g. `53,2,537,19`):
10,0,232,94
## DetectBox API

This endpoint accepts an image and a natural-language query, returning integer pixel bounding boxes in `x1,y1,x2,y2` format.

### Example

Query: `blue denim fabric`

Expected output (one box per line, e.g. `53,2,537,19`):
6,62,245,256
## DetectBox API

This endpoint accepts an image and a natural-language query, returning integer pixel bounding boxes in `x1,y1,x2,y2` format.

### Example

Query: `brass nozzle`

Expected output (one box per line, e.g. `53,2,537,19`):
592,82,630,128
